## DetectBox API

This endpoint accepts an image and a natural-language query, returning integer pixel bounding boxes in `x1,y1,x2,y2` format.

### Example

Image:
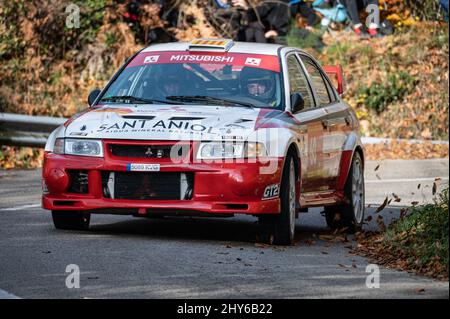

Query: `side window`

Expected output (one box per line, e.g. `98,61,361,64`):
301,57,333,106
286,55,314,110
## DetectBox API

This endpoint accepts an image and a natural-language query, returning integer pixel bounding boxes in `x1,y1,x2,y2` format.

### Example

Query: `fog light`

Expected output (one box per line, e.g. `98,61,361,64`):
45,168,70,194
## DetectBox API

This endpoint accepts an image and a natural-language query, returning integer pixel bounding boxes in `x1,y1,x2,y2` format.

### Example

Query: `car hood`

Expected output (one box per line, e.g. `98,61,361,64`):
64,104,279,142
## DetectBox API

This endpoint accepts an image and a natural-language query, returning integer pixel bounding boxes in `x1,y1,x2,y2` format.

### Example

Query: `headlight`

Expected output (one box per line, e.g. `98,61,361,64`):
54,138,103,157
197,142,266,159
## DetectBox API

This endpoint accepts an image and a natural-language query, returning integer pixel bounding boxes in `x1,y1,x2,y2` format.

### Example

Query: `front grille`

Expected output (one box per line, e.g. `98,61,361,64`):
68,170,89,194
102,172,194,200
109,144,189,159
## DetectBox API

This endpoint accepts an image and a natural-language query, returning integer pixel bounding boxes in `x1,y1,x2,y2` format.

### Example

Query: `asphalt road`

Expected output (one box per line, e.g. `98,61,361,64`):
0,159,448,299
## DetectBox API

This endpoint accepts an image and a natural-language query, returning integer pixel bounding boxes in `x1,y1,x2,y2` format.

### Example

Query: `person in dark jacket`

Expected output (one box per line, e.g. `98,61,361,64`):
289,0,320,29
233,0,291,43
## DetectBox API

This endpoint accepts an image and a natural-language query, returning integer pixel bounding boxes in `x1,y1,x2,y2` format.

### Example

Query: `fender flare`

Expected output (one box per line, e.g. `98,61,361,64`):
336,132,365,191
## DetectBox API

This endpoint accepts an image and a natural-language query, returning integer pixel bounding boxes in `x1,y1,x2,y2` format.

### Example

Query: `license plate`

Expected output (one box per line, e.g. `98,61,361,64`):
126,163,160,172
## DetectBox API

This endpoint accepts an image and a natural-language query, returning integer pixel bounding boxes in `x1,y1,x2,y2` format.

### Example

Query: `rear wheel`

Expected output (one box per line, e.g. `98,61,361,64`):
52,211,90,230
325,152,364,233
258,155,296,245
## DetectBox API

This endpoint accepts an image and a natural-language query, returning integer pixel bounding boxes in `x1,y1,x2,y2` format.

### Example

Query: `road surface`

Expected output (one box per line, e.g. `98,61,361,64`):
0,159,448,299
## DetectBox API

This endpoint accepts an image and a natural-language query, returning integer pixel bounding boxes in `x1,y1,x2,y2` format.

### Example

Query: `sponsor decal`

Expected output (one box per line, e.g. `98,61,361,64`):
170,54,234,63
127,51,281,72
144,55,160,63
126,163,160,172
93,108,133,114
69,132,88,136
245,57,261,66
97,119,215,134
262,184,279,200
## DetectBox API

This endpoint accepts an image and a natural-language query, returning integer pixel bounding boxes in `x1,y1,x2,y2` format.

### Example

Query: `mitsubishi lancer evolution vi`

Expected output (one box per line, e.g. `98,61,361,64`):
43,38,365,245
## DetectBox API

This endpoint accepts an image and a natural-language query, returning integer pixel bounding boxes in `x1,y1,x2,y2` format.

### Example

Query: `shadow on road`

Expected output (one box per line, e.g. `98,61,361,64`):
73,205,407,245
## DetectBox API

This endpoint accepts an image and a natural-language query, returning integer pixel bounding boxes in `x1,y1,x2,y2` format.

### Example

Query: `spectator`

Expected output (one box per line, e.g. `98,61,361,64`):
341,0,382,37
123,0,141,29
440,0,449,17
289,0,320,29
232,0,291,43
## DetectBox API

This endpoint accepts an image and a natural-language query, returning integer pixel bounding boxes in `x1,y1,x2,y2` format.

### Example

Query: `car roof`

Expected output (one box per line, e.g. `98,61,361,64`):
141,41,305,56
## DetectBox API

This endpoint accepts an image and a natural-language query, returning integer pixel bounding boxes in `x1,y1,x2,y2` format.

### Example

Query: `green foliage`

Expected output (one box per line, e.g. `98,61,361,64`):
356,71,417,114
406,0,447,21
0,1,26,60
286,28,326,51
65,0,108,50
322,42,351,65
385,188,449,270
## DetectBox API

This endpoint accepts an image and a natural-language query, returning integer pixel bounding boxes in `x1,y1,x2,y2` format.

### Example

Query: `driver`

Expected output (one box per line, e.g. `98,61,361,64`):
159,64,188,96
240,67,277,105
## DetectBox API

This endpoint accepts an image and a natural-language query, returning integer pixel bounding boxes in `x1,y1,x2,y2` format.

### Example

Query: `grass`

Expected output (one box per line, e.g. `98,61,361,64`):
384,188,449,270
356,188,449,280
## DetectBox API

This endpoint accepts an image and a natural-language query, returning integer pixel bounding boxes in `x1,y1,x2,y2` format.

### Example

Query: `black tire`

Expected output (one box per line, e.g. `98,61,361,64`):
325,152,365,233
52,211,90,230
258,154,297,245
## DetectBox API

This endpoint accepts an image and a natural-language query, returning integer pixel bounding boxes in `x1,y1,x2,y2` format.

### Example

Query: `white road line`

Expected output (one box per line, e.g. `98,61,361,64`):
0,288,20,299
365,177,449,184
0,204,41,211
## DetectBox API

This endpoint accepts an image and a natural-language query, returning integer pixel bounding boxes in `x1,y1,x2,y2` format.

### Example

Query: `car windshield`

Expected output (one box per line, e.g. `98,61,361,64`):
99,51,283,109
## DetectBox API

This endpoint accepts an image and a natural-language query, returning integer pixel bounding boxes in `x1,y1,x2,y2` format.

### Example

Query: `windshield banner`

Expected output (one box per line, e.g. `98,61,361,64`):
127,51,280,72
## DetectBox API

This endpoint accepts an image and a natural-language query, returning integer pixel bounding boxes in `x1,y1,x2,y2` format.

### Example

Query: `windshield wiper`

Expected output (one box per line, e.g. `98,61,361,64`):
166,95,255,108
100,95,178,105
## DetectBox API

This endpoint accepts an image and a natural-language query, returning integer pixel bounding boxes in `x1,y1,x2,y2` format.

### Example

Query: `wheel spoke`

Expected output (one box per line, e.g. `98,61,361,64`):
351,157,364,224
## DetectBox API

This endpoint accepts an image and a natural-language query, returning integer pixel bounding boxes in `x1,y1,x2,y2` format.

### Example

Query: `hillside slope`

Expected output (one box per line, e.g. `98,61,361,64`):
0,1,448,168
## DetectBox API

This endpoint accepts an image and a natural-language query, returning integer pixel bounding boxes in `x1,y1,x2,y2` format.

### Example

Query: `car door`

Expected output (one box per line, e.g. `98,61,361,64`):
285,53,327,195
299,55,350,188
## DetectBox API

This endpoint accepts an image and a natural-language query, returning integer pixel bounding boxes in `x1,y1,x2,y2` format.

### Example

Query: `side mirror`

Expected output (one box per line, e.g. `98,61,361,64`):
88,89,101,107
290,93,305,113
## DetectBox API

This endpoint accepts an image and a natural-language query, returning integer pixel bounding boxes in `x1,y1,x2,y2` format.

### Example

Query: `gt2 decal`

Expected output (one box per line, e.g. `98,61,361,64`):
262,184,279,200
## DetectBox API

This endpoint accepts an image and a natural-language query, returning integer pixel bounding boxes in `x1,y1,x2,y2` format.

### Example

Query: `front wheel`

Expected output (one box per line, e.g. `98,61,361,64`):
52,211,90,230
258,155,297,245
325,152,365,233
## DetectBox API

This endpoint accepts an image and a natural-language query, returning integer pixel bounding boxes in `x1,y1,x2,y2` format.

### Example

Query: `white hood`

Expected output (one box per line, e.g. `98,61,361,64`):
64,105,265,142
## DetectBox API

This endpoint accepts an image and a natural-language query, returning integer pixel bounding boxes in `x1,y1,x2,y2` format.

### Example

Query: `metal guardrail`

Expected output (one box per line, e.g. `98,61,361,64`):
0,113,66,148
1,112,449,148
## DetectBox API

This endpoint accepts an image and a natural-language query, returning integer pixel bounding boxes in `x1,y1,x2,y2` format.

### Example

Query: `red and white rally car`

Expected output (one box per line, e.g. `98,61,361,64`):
43,39,365,245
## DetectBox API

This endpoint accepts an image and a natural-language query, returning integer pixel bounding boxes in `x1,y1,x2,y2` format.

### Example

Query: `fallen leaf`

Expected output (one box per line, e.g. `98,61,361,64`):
415,288,425,294
375,197,389,213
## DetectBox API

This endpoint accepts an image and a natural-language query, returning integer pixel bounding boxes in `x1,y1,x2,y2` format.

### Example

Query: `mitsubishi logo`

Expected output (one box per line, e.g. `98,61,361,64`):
144,147,153,157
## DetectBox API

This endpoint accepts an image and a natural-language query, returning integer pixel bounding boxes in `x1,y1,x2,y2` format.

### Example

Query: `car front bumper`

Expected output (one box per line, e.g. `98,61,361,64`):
42,149,284,216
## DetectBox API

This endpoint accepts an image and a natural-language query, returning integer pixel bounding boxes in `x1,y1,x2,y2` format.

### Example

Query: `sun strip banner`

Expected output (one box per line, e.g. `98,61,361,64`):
127,51,281,73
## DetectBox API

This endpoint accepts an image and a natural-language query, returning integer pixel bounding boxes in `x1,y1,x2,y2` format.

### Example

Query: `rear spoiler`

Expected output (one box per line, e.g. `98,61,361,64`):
323,65,346,96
